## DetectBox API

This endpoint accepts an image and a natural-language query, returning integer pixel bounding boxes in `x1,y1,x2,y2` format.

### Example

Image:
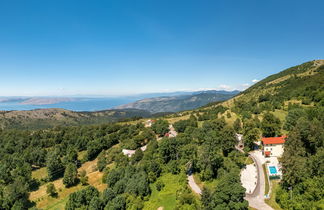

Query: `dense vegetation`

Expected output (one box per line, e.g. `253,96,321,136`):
0,106,249,209
276,106,324,209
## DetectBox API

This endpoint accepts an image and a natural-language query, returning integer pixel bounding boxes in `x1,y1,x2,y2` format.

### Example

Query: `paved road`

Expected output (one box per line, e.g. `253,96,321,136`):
187,174,202,195
245,152,273,210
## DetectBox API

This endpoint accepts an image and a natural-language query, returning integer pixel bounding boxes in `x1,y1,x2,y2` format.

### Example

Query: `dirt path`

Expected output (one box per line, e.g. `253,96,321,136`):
187,175,202,195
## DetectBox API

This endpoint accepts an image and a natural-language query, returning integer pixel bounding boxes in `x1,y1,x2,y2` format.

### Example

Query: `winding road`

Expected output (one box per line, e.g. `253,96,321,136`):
245,152,273,210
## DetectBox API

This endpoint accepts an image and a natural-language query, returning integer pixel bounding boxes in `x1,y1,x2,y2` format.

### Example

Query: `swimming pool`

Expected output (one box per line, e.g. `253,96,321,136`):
269,166,278,175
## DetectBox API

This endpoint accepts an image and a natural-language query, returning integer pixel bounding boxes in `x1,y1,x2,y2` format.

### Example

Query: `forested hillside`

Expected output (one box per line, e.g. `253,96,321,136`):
0,60,323,209
200,60,324,209
0,107,248,209
0,108,152,130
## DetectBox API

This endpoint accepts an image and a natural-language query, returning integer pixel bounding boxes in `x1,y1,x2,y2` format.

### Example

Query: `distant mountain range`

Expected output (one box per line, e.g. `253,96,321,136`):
116,90,239,113
0,90,239,129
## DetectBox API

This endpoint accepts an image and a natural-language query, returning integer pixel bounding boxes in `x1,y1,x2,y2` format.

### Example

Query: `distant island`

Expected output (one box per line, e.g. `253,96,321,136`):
20,97,75,105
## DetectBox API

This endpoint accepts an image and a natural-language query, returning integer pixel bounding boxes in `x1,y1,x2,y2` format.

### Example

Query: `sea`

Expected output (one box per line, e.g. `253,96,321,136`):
0,97,136,112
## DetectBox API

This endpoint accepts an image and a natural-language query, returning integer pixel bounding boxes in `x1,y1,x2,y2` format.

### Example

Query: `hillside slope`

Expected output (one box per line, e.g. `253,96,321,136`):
117,90,238,113
0,108,151,129
218,60,324,113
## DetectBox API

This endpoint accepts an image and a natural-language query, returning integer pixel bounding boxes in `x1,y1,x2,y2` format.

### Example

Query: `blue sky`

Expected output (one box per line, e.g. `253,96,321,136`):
0,0,323,96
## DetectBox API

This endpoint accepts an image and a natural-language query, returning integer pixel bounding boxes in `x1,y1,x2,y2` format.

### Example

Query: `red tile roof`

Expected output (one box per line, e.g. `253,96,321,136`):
262,136,286,145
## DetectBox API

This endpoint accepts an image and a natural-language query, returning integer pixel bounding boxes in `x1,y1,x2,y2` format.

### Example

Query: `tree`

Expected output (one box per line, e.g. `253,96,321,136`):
244,128,261,150
209,172,248,209
197,145,223,181
159,138,178,163
201,187,212,209
219,127,237,156
63,163,78,187
66,186,99,210
284,108,306,131
63,147,78,166
105,195,126,210
151,119,169,136
261,112,281,137
2,177,30,209
132,148,144,162
97,151,107,172
46,150,65,181
233,118,242,133
102,188,116,205
88,196,103,210
46,183,57,197
156,180,165,191
173,115,198,133
87,140,102,161
79,170,88,186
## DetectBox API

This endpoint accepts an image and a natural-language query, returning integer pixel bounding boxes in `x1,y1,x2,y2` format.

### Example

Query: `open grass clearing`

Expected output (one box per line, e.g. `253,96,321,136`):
32,167,47,180
30,157,106,209
143,173,183,210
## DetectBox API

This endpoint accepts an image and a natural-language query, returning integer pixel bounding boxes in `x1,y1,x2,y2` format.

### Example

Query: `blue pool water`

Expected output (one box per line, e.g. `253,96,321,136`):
269,166,277,174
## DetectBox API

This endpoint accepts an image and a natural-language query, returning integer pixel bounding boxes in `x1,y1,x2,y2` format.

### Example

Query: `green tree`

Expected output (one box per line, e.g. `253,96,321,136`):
46,150,65,181
87,140,102,161
88,196,103,210
244,128,261,150
79,170,88,186
102,188,116,205
97,151,107,172
209,172,248,209
63,163,78,187
132,148,144,162
46,183,57,197
151,119,169,136
105,195,126,210
233,118,242,133
284,108,306,131
220,126,237,156
261,112,281,137
156,180,165,191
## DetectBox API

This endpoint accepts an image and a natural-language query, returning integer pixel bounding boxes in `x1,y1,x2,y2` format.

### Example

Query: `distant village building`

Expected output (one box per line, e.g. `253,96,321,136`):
235,133,244,149
262,136,286,157
122,145,148,157
145,119,156,127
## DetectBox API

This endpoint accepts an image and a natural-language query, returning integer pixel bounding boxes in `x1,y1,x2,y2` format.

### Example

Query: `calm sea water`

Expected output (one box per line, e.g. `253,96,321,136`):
0,98,135,112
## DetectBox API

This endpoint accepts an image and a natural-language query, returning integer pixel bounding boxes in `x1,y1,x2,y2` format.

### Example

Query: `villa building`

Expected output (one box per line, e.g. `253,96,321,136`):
262,136,286,157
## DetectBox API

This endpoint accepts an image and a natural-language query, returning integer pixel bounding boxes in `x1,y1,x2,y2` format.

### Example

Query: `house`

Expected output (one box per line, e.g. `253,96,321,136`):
262,136,286,157
145,119,156,127
235,133,244,149
122,145,148,157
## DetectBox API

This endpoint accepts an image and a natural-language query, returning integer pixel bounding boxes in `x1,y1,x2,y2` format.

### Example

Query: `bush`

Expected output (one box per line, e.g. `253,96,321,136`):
156,180,165,191
46,183,57,197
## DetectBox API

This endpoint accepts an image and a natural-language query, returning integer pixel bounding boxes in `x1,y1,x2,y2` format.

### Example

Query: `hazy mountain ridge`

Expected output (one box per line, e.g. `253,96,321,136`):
116,90,239,113
0,108,152,129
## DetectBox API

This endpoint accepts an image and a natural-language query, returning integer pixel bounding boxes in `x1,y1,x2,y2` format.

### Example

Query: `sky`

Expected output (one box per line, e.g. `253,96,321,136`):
0,0,323,96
